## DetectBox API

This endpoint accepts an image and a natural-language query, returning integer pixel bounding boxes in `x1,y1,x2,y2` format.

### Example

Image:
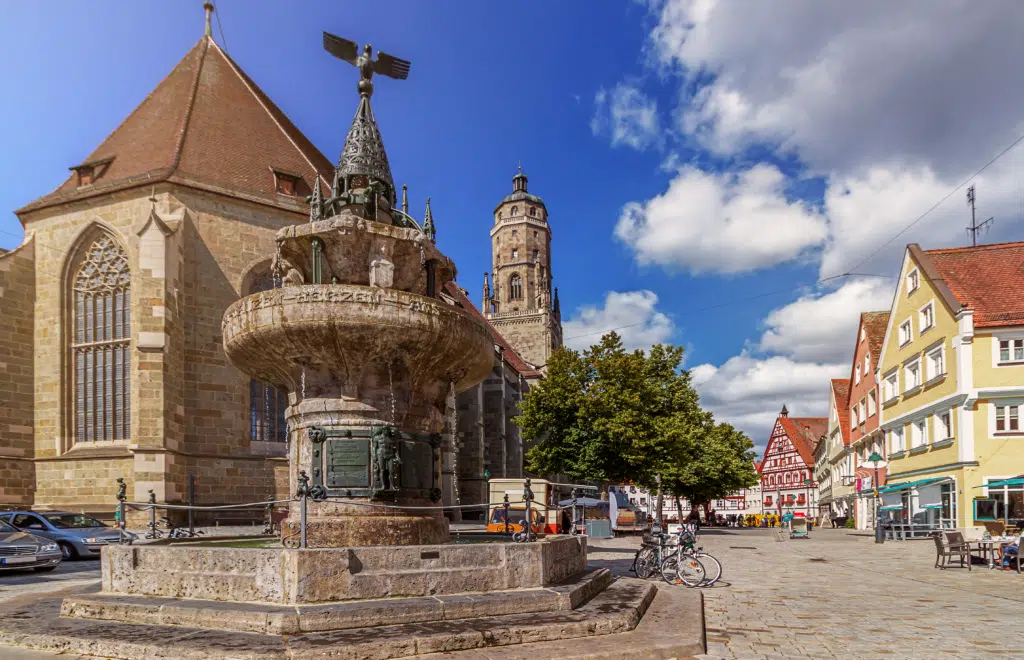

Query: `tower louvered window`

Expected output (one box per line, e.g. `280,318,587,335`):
72,235,131,442
248,270,288,443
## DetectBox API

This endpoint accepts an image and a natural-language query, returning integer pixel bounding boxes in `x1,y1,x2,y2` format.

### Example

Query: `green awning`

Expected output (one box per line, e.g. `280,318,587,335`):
975,477,1024,489
877,477,948,494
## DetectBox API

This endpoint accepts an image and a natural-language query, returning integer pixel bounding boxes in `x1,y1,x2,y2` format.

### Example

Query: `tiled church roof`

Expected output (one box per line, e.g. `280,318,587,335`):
18,36,333,217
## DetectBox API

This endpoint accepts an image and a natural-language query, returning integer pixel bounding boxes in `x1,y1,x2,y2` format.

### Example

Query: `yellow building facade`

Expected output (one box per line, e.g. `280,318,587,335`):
878,242,1024,528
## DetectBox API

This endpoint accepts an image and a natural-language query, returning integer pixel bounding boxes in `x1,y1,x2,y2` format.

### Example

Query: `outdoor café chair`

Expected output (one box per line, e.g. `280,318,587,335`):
933,531,971,571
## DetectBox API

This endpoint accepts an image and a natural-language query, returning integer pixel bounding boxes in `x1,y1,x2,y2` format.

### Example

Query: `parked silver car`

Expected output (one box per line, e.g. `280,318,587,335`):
0,518,61,571
0,511,130,559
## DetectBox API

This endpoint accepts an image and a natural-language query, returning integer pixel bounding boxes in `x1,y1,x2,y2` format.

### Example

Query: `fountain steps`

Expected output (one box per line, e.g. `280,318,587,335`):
0,576,676,660
60,568,612,635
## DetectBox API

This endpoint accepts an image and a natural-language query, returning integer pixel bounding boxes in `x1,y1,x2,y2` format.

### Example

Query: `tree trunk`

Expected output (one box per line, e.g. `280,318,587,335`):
655,474,663,527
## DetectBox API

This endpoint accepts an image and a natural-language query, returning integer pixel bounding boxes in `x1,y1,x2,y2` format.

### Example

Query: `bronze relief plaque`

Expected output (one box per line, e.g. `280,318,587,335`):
326,438,370,488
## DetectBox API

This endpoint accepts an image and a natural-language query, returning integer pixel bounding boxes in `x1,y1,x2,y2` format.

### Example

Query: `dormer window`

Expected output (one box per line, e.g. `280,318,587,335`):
70,157,113,188
271,168,302,196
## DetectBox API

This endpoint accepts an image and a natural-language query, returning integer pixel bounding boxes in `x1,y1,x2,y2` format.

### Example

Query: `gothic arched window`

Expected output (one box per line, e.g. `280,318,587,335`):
511,206,519,216
247,269,287,443
509,274,523,301
71,233,131,442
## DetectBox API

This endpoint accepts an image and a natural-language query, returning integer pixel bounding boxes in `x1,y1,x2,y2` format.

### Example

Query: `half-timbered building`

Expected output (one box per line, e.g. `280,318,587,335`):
759,406,828,519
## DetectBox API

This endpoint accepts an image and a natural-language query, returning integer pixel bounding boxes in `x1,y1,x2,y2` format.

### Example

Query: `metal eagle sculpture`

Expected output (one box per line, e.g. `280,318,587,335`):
323,32,411,98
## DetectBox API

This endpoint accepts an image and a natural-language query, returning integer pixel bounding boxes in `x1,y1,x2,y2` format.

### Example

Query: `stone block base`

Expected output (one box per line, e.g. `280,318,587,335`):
281,514,449,547
62,568,612,634
100,536,588,604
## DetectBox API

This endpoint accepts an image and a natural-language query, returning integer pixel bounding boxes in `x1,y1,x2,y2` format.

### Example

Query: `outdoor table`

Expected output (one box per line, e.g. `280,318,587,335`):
975,538,1013,569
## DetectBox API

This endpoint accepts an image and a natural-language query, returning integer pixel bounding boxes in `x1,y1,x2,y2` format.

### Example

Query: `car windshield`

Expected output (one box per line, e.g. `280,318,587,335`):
43,514,106,529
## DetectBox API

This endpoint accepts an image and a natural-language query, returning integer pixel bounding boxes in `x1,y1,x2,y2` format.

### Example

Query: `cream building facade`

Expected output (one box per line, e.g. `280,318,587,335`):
878,242,1024,529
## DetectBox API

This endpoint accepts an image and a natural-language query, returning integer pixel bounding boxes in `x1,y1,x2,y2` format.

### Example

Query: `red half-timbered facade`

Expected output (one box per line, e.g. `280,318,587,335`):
759,406,828,519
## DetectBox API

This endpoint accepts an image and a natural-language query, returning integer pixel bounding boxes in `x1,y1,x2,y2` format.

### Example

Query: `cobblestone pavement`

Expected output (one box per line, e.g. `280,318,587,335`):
594,526,1024,659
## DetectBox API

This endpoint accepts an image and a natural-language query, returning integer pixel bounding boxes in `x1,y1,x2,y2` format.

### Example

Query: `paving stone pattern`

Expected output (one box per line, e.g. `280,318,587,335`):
619,527,1023,659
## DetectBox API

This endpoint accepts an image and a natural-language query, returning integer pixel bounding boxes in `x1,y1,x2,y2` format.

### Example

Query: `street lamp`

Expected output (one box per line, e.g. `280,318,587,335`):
867,451,885,544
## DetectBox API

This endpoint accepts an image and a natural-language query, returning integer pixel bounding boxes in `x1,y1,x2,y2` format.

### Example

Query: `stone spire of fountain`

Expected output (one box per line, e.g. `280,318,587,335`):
221,33,494,547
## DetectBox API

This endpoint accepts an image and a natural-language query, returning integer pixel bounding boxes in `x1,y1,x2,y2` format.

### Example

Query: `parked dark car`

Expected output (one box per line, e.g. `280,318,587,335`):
0,518,61,572
0,511,130,559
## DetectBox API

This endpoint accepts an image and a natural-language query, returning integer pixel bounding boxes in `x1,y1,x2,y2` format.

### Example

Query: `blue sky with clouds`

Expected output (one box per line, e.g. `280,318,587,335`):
3,1,1023,448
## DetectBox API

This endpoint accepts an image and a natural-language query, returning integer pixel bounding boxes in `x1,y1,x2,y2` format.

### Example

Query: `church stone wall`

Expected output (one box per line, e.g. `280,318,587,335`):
0,237,37,506
13,186,293,519
443,359,527,521
491,313,555,369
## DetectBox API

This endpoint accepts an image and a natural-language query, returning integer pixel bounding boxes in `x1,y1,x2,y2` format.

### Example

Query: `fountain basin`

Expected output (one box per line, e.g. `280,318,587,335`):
222,284,494,401
96,537,587,604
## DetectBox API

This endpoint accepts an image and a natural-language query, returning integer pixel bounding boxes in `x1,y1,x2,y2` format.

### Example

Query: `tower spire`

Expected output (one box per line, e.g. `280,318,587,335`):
203,2,214,38
482,272,491,313
423,197,436,243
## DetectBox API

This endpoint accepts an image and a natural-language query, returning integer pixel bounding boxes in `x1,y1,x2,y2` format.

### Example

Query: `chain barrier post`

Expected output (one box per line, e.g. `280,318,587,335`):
297,470,310,549
503,493,510,537
147,489,157,539
116,477,128,545
571,488,578,536
523,478,534,542
188,473,196,536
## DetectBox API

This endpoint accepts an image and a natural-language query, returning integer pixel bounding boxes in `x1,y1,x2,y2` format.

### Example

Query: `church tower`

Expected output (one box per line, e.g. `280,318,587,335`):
482,167,562,369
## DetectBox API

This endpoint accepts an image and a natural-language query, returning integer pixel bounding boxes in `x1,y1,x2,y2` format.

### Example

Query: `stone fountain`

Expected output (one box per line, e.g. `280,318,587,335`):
21,33,677,660
221,88,492,547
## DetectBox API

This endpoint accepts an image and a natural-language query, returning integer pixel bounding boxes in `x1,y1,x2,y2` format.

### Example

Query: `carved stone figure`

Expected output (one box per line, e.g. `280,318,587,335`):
279,257,304,286
116,478,127,503
370,426,402,496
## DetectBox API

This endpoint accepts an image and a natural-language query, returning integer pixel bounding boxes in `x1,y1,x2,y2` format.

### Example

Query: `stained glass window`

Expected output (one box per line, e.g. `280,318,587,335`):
72,234,131,442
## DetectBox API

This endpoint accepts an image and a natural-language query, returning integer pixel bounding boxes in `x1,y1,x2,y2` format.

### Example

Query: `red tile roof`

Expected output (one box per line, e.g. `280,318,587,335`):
779,416,828,468
861,311,890,368
830,379,851,446
922,242,1024,328
18,36,332,217
444,282,540,378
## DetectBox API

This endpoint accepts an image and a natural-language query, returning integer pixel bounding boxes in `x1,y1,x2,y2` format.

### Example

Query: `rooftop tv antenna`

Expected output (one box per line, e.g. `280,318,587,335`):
966,185,994,247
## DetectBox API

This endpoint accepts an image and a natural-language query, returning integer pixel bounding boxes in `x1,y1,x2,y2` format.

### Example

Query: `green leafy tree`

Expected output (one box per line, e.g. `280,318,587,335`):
517,332,705,486
662,421,759,519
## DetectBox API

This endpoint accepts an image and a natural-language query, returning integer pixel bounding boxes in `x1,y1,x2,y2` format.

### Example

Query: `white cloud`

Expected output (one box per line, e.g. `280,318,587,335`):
691,277,892,446
591,84,661,151
615,164,827,274
758,278,894,363
563,290,674,352
650,0,1024,178
820,158,1024,278
692,353,843,446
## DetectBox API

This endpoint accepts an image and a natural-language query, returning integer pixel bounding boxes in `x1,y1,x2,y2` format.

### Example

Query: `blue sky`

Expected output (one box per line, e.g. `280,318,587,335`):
3,1,1023,447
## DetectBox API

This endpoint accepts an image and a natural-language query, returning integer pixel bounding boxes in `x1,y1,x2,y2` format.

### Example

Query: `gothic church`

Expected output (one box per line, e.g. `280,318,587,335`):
0,16,560,520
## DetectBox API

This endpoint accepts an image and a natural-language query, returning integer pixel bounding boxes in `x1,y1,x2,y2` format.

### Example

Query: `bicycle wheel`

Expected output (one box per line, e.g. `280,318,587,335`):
634,546,658,578
696,552,722,586
661,552,705,586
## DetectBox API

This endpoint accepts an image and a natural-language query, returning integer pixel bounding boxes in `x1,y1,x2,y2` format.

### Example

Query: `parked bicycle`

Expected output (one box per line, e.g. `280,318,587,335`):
631,528,705,587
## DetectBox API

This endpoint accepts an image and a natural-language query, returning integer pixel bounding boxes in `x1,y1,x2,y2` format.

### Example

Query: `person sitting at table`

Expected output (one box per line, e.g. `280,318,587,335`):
1001,531,1024,570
